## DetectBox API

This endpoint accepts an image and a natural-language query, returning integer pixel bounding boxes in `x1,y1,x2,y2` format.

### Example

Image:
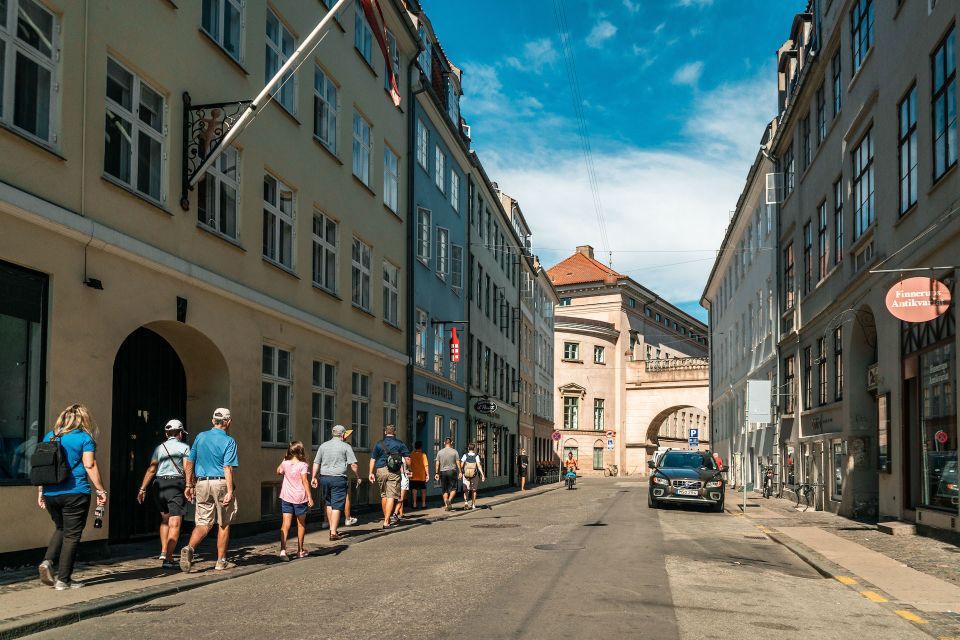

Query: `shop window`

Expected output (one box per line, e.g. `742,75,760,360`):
831,440,844,500
920,343,957,511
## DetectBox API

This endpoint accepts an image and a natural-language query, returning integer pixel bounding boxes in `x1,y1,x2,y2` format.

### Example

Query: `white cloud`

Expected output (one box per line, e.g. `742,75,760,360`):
586,20,617,48
505,38,558,74
672,60,704,86
622,0,641,13
654,21,667,35
677,0,713,6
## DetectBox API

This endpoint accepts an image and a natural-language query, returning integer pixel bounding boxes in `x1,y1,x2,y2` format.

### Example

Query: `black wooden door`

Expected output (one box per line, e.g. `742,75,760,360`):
110,327,186,540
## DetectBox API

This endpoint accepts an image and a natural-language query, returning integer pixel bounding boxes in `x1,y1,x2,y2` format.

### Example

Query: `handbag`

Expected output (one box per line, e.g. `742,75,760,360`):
30,434,70,486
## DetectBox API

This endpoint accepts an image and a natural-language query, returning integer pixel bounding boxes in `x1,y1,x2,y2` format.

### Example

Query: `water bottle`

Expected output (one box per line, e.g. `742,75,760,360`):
93,505,104,529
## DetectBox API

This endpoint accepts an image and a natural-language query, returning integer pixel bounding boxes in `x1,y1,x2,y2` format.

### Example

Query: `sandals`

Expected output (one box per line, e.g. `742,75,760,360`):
329,533,347,541
298,550,309,558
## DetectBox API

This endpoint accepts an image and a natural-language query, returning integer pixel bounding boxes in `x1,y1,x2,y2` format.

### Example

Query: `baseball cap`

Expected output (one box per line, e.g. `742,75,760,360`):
164,419,188,434
332,424,346,437
212,408,231,420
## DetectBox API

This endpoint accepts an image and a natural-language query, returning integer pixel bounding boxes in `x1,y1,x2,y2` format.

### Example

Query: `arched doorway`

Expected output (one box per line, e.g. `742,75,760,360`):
845,305,879,519
110,327,186,539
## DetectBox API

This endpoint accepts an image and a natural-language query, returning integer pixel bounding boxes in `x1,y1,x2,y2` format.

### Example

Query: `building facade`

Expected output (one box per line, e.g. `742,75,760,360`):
549,246,710,477
532,265,559,478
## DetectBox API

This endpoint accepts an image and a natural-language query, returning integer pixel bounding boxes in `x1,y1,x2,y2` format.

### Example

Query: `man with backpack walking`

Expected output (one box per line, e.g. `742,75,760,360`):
460,443,485,510
367,424,410,528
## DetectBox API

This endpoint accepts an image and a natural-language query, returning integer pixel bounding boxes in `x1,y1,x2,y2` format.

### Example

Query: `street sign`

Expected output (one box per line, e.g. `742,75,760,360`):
474,399,498,414
551,430,562,442
606,438,615,450
606,430,615,439
688,427,699,448
748,379,772,423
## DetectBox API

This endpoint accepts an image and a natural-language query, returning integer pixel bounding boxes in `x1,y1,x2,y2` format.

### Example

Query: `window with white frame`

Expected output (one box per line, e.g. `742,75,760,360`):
352,111,372,185
201,0,242,62
416,118,428,169
313,66,338,152
312,211,337,293
311,361,335,445
383,381,398,431
451,245,463,293
383,261,399,326
415,309,428,367
563,396,579,429
1,0,59,144
594,345,605,364
198,146,239,238
262,345,292,445
450,171,460,212
263,173,295,268
563,342,579,361
433,323,444,374
351,237,371,311
352,372,370,448
265,8,296,113
383,145,399,212
416,207,431,263
436,227,449,280
354,5,372,63
593,398,605,430
434,145,445,192
104,58,166,203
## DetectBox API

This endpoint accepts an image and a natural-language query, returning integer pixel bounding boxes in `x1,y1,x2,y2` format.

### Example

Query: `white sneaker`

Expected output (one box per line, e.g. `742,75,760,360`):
38,560,55,586
54,580,83,590
471,502,477,510
158,552,167,561
179,545,194,573
345,517,358,526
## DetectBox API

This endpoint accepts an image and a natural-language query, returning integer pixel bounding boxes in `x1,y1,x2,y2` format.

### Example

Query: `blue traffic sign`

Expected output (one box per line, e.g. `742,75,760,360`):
688,428,699,448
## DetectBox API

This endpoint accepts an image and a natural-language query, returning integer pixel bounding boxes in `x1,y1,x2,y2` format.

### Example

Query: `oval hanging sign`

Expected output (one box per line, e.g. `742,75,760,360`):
885,277,952,323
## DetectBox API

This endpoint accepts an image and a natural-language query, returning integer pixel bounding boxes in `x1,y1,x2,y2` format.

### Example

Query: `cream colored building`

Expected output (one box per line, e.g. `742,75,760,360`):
0,0,418,554
549,246,710,477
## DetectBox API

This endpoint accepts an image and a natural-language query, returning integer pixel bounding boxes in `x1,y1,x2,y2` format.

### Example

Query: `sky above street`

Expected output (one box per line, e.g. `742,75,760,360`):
424,0,806,321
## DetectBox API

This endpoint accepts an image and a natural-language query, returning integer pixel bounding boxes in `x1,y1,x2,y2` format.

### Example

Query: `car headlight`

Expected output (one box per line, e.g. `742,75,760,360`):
705,479,723,488
652,475,669,486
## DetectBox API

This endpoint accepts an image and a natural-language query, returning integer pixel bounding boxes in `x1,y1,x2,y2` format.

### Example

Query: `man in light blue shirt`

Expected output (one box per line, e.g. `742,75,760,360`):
181,408,239,572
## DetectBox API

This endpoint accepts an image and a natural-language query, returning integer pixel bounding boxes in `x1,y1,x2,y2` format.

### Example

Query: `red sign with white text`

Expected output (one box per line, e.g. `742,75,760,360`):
449,327,460,363
885,277,952,323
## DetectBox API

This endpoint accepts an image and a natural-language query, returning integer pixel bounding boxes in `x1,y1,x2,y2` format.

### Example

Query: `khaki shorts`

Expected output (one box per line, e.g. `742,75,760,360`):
375,467,402,500
194,479,238,527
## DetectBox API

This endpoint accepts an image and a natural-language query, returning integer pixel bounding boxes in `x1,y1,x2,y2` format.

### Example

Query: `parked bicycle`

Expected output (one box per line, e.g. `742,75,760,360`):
793,482,822,510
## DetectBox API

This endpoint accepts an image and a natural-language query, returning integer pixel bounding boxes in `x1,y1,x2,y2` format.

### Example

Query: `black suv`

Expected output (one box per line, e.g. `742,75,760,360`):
648,449,725,512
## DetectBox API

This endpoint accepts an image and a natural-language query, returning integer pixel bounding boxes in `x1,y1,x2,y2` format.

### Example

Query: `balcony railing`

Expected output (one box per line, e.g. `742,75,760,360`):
645,357,710,372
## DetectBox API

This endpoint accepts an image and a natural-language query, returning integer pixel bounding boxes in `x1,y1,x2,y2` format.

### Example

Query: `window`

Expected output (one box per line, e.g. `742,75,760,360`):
352,111,372,185
816,83,826,145
0,260,47,482
417,25,431,74
563,397,579,429
416,207,431,263
802,221,812,294
832,51,842,116
851,128,874,239
831,440,844,500
433,324,444,374
198,146,239,239
383,29,399,94
354,5,373,63
817,202,828,281
593,443,604,470
312,212,338,293
451,245,464,293
261,345,292,445
782,143,795,196
559,297,572,306
1,0,58,144
818,337,827,406
834,327,843,400
262,174,294,268
311,361,336,446
593,399,605,430
450,172,460,212
415,309,428,367
314,67,338,152
783,243,795,310
383,262,399,326
932,27,957,181
563,342,579,361
800,113,811,169
627,297,636,309
104,58,166,203
436,227,449,280
351,372,370,448
919,343,957,510
201,0,242,61
351,237,371,311
383,146,399,212
416,119,428,169
383,381,398,433
265,9,296,113
850,0,873,73
435,145,446,192
898,85,918,214
784,355,796,414
833,178,844,264
594,345,605,364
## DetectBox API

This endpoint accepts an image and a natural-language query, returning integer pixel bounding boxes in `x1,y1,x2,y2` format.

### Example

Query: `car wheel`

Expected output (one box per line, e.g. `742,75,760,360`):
647,493,659,509
711,499,724,513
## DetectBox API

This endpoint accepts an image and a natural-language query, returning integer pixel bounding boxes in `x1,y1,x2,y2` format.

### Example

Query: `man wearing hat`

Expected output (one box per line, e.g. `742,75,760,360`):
137,419,190,568
181,408,239,572
311,425,358,541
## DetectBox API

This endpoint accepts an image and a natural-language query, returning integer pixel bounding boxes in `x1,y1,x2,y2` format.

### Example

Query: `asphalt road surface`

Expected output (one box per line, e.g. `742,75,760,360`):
30,479,928,639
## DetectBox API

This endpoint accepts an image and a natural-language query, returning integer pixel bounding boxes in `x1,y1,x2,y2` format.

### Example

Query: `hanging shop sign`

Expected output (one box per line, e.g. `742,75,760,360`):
449,328,460,363
885,277,952,323
474,399,498,414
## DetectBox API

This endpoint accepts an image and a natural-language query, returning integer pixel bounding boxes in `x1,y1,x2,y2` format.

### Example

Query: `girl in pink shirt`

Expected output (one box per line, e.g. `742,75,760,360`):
276,441,313,560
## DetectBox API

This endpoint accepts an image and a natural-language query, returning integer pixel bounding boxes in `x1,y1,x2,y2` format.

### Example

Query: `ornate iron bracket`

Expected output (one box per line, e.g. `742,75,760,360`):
180,91,253,211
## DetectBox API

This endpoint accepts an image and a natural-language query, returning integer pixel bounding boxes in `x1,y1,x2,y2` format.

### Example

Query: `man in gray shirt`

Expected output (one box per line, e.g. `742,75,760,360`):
311,425,358,541
433,438,461,511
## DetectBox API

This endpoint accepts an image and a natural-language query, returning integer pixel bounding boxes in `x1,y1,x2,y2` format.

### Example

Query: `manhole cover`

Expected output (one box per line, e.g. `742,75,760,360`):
534,543,585,551
126,603,183,613
583,523,608,527
471,524,520,529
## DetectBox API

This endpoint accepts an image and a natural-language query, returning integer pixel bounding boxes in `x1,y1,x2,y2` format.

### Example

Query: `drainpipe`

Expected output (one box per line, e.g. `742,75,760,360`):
466,175,475,445
406,54,426,444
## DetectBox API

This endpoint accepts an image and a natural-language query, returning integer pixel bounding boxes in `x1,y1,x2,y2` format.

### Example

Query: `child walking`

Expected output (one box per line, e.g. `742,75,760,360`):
276,441,313,560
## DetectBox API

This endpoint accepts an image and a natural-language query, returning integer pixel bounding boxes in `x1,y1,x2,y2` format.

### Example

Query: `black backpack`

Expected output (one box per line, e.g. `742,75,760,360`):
382,441,403,473
30,435,71,486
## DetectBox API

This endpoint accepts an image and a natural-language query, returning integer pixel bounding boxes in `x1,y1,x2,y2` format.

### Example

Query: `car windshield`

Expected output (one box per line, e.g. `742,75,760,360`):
660,452,714,470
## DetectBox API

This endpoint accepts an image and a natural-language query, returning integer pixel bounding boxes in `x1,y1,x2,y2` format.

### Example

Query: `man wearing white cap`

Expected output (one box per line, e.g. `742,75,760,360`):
311,425,358,541
137,419,190,568
181,408,239,572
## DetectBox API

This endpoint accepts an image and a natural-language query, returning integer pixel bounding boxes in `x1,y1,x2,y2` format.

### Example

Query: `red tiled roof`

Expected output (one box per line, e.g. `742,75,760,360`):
547,251,623,286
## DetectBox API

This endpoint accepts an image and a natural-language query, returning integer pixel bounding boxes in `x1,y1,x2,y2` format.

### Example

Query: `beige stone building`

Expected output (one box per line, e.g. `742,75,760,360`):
548,246,709,477
0,0,418,554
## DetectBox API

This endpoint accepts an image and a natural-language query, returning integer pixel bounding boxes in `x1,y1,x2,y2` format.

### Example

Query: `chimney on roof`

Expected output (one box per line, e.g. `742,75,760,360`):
576,245,594,260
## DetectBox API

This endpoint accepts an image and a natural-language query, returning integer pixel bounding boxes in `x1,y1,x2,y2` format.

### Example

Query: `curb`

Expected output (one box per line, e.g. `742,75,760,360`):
0,484,561,640
760,530,837,579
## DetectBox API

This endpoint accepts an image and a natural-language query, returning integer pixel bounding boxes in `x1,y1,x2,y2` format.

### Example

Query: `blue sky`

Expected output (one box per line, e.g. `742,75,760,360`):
424,0,805,321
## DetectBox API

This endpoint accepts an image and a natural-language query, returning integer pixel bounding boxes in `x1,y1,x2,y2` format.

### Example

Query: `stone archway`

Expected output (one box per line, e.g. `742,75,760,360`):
843,305,879,519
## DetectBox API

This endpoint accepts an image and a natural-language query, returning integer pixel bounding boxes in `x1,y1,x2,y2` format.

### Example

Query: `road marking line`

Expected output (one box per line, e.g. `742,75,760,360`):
894,610,928,624
834,576,857,586
862,591,888,603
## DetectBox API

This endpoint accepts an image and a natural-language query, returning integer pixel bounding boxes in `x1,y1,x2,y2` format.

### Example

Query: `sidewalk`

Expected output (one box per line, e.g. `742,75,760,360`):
0,483,559,640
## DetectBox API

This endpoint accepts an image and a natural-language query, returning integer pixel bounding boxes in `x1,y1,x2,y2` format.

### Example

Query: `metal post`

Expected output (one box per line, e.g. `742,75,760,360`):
743,389,748,513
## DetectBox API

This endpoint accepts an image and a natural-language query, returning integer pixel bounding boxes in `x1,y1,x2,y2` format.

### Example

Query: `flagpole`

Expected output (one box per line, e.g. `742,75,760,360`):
189,0,352,187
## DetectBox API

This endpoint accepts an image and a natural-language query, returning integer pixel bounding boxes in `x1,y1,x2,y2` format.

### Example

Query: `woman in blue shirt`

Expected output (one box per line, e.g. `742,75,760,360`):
36,404,108,590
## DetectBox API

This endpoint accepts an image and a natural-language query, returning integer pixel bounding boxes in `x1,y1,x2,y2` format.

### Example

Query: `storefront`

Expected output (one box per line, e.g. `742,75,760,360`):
412,375,466,496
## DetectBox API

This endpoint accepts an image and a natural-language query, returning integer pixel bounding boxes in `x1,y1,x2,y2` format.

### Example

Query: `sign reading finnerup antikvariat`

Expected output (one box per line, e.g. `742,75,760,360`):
885,277,952,323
